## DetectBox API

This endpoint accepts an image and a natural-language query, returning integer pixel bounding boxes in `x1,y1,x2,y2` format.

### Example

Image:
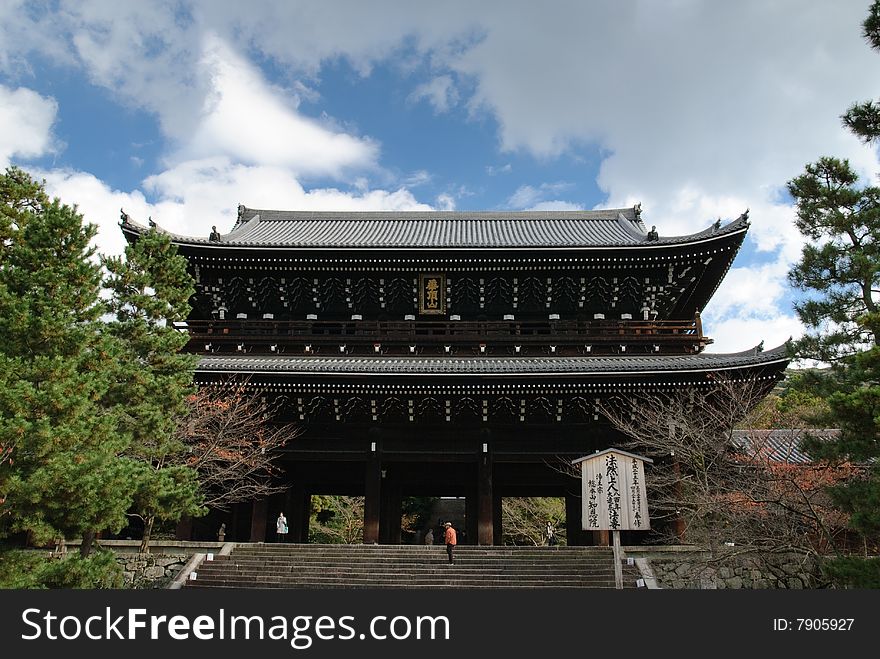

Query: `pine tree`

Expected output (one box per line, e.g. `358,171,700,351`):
0,168,139,551
787,2,880,578
102,229,203,553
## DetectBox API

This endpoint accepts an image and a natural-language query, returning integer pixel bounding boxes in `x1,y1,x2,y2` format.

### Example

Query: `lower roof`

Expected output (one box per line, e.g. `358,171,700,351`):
195,344,788,377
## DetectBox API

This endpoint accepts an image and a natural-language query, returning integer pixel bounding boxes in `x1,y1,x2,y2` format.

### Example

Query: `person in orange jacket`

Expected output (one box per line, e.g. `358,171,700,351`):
444,521,457,564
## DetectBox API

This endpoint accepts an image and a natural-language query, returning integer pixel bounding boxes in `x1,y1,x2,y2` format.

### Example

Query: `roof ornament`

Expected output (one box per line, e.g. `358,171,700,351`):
741,208,750,222
148,216,157,227
209,225,221,242
646,225,659,241
713,217,721,231
756,340,764,353
633,202,642,220
237,204,246,221
120,208,131,224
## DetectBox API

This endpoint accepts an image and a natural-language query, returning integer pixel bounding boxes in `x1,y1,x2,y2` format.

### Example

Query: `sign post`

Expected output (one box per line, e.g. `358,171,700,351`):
572,449,653,589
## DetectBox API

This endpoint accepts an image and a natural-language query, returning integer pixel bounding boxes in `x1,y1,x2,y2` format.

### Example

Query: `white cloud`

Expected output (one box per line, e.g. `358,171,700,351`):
39,157,433,258
704,313,802,356
700,251,805,353
508,182,575,209
0,85,58,166
403,170,432,187
408,74,459,112
435,192,456,210
507,185,541,208
6,1,880,352
178,35,378,177
708,261,791,321
526,200,583,211
485,163,512,176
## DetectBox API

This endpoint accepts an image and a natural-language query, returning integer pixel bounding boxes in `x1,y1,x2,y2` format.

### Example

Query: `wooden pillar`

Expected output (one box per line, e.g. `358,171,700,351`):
231,503,241,541
391,480,404,544
465,490,478,546
363,435,382,544
249,499,268,542
492,494,503,545
299,493,311,543
378,473,401,544
565,492,584,546
477,440,494,545
288,482,310,543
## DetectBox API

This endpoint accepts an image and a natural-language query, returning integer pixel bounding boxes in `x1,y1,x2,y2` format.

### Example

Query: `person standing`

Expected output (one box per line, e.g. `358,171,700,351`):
546,520,556,546
443,521,457,564
276,512,288,542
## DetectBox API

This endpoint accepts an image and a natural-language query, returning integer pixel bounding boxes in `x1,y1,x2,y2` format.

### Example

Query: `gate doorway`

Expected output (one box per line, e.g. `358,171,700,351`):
500,496,565,546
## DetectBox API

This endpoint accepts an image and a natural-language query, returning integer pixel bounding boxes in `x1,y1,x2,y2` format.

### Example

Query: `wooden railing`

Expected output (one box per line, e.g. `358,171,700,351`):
176,317,706,345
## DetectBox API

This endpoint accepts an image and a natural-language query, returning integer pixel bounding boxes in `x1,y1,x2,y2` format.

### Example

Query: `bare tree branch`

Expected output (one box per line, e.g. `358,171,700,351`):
179,383,301,510
587,377,852,563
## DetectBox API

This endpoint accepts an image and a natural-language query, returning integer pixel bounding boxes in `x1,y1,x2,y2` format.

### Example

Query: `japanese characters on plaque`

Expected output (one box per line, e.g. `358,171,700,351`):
418,273,446,315
575,449,651,531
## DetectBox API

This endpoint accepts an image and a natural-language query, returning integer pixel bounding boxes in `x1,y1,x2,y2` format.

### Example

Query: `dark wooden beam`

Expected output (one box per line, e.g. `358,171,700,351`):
249,499,268,542
363,433,382,544
477,437,494,545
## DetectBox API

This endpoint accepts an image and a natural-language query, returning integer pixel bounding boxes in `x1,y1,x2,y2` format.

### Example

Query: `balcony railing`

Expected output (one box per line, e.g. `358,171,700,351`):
176,317,707,346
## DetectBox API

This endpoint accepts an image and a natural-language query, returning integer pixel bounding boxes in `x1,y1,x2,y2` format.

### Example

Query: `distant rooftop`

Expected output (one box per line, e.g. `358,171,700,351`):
731,429,840,464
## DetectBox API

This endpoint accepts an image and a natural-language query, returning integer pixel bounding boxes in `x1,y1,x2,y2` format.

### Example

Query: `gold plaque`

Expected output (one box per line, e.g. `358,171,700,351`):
418,273,446,315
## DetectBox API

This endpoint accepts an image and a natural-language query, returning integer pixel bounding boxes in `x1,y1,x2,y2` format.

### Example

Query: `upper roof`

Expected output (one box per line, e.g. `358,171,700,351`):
121,206,750,251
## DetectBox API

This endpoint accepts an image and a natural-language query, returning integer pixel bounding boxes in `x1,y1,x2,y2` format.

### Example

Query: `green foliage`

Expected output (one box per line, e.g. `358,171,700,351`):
787,157,880,362
821,556,880,589
102,229,203,549
0,549,123,589
310,496,364,544
0,166,48,263
743,378,830,430
502,497,565,546
845,0,880,140
0,168,203,557
0,168,139,545
787,0,880,554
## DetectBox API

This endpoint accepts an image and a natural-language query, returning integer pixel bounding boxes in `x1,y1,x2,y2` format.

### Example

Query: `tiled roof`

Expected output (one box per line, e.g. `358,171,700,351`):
196,343,788,376
122,207,750,250
730,429,840,464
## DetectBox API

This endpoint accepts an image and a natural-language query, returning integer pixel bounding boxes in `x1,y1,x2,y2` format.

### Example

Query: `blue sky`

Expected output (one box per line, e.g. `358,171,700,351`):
2,1,880,353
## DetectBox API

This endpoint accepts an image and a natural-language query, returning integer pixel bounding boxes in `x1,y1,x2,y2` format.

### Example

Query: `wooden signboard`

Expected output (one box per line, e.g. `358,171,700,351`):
573,449,652,531
573,449,653,589
418,273,446,315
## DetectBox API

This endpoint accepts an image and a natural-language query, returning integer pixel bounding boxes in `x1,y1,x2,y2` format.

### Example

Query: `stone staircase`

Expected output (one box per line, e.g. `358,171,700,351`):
185,544,643,589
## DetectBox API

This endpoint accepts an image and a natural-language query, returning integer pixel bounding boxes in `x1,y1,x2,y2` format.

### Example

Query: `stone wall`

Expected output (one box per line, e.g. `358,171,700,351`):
116,554,189,589
648,553,820,589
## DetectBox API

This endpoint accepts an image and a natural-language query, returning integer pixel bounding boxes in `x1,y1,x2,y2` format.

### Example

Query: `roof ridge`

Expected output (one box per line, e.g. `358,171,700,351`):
252,210,635,220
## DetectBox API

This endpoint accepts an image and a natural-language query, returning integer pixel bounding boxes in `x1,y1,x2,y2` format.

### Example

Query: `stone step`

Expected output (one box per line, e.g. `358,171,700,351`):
204,558,613,568
224,554,612,562
196,564,615,573
188,582,630,590
232,547,610,554
186,568,614,586
194,569,618,580
185,544,638,590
